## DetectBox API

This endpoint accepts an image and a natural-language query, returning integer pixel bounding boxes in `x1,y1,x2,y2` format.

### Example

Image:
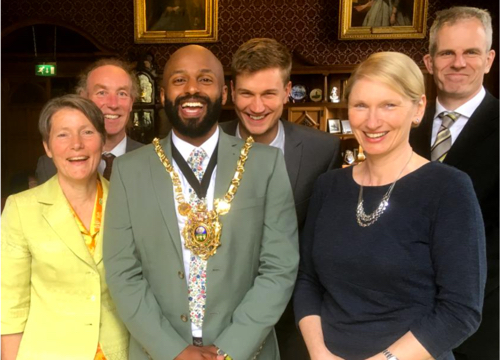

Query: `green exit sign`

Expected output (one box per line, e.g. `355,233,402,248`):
35,64,57,76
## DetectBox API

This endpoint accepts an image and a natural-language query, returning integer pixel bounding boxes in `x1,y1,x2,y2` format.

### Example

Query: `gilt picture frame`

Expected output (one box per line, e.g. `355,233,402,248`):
339,0,428,40
134,0,218,43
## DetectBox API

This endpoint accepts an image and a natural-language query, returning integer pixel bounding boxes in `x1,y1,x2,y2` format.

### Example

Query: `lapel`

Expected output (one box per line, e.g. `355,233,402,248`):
150,133,184,262
214,129,240,199
125,136,141,153
38,176,96,269
282,120,302,192
445,92,499,167
125,136,133,152
207,130,240,277
220,120,238,136
421,104,435,159
93,174,108,266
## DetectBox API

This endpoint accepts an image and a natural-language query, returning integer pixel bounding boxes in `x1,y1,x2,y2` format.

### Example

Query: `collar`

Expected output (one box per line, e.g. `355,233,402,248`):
104,135,127,157
171,127,219,161
434,87,486,120
235,120,285,148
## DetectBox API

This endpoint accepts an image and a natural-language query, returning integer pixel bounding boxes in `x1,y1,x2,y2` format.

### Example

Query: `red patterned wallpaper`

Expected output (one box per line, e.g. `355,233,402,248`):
1,0,497,69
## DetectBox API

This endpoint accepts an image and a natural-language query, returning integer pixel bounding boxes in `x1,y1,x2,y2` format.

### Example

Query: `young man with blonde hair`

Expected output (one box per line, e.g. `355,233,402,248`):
221,38,342,360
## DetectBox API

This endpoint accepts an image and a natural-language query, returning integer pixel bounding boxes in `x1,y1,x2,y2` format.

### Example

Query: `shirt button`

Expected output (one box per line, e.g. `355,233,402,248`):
90,295,96,301
180,314,188,322
178,271,185,279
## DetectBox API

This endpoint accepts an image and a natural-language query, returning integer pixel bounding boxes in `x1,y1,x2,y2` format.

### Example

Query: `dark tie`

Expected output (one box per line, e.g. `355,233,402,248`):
431,111,459,162
102,153,116,180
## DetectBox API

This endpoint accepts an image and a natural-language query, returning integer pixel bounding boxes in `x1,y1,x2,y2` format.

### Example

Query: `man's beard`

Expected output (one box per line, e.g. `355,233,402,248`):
164,94,222,138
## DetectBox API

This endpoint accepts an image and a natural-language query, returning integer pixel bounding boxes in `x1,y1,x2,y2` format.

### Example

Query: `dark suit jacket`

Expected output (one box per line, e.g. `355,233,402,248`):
35,136,143,184
410,91,499,359
221,120,342,230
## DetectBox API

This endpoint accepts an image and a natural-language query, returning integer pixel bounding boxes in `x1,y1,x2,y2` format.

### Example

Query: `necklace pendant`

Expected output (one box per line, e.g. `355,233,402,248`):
183,203,222,260
178,203,192,216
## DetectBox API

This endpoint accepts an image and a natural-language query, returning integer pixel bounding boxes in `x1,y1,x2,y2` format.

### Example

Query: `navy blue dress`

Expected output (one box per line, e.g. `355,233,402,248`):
294,162,486,360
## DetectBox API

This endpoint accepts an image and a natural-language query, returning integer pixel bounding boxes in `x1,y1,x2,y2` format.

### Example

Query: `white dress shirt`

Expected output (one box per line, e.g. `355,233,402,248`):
171,128,219,337
98,136,127,174
236,120,286,155
431,87,486,146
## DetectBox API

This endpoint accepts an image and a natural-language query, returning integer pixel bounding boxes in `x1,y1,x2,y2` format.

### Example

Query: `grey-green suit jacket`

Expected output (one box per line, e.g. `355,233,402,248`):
103,129,299,360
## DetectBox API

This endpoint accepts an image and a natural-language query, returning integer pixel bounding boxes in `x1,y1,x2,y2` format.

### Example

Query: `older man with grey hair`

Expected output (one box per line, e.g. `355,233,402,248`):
410,6,498,360
36,58,143,183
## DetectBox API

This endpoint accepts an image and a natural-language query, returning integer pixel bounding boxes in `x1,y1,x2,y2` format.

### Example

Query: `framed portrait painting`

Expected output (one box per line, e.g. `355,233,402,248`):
134,0,218,43
339,0,428,40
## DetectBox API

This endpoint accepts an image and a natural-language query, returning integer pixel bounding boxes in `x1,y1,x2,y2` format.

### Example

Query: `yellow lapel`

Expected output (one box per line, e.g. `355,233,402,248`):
38,176,97,269
93,174,108,266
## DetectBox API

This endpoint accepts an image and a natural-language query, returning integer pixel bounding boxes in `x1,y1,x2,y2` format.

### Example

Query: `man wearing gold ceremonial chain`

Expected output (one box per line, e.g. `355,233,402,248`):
103,45,299,360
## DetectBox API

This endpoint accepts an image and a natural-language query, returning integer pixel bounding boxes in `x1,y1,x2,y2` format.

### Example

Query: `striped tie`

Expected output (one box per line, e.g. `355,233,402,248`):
431,112,459,162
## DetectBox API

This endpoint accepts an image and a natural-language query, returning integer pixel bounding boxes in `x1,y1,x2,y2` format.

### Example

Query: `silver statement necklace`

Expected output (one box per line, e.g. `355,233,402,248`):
356,152,413,227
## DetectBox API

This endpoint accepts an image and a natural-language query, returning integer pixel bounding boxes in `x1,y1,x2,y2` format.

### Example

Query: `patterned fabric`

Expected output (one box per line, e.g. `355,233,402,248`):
68,179,107,360
431,111,459,162
186,148,208,329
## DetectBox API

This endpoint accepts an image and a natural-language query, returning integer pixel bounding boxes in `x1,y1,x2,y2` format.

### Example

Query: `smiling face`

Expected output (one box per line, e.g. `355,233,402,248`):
84,65,134,140
161,46,227,145
232,68,291,144
424,18,495,109
348,78,425,157
44,108,103,185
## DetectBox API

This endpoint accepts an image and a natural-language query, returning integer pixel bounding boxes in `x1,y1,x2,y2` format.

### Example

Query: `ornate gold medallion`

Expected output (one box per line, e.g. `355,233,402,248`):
153,136,254,260
182,203,222,260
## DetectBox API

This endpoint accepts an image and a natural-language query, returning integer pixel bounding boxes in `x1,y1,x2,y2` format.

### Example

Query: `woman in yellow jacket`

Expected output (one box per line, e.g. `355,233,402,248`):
1,95,129,360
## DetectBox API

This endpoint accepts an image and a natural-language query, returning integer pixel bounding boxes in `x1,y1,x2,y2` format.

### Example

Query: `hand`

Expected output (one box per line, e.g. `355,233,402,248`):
311,348,345,360
390,13,397,25
202,346,225,360
354,0,373,11
174,345,222,360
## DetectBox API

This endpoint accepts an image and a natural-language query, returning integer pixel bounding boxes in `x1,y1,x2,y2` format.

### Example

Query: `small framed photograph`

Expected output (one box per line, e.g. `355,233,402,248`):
341,120,352,134
328,119,342,134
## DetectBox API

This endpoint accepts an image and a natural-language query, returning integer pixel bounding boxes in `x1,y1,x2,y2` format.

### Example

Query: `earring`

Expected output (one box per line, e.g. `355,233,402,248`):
413,118,420,125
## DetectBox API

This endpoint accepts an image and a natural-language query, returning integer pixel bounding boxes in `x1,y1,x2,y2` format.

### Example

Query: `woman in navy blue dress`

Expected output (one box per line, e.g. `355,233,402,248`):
294,52,486,360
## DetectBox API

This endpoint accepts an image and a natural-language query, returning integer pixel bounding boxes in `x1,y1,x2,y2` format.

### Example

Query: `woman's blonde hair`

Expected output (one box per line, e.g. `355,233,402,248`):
344,52,425,104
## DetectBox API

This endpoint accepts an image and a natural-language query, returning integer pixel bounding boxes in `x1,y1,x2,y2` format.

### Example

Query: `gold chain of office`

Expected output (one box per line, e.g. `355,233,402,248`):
152,136,254,260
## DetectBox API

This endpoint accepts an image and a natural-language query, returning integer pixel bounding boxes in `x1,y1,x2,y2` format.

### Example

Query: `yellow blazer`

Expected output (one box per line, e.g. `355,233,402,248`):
1,175,129,360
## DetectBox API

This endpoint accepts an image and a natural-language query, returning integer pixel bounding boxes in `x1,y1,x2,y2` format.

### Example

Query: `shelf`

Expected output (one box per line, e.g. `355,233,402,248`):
330,133,356,140
223,65,356,76
222,102,347,111
285,101,347,108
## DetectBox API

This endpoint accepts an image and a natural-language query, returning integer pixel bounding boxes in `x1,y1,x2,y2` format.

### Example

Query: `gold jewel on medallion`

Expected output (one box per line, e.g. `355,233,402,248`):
178,203,191,216
152,136,254,260
214,199,231,215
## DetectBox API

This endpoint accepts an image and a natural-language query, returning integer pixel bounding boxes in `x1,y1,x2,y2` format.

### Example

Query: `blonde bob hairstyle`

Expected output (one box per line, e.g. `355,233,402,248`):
344,52,425,105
